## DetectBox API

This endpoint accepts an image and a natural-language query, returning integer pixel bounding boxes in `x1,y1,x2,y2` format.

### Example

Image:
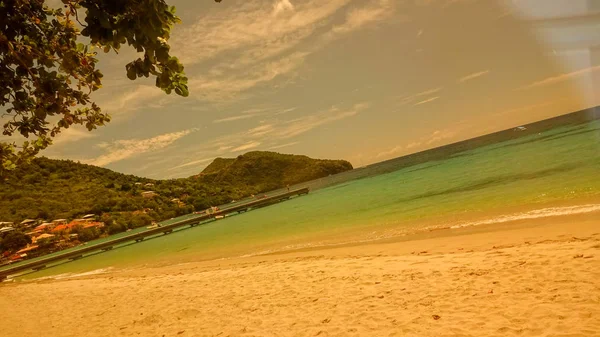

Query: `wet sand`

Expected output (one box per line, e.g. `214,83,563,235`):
0,216,599,337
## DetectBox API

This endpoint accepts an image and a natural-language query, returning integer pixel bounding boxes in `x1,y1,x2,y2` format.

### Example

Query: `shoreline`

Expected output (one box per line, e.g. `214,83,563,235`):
124,208,600,275
5,199,600,281
216,199,600,262
0,213,598,336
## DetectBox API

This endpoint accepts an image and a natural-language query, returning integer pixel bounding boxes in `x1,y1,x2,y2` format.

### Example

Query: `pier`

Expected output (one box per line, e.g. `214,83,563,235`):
0,187,309,281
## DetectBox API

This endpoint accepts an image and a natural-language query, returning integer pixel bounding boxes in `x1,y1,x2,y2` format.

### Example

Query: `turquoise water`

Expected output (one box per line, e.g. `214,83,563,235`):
14,119,600,279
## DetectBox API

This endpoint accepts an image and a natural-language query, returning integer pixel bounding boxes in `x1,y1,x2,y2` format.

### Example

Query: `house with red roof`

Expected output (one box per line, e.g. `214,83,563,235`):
33,223,54,232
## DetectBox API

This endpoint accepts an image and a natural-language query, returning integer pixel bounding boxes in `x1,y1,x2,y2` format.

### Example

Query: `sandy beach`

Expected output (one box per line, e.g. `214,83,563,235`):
1,215,599,337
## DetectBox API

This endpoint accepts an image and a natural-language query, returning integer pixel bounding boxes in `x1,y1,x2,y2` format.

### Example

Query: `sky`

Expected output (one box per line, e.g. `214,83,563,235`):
10,0,600,178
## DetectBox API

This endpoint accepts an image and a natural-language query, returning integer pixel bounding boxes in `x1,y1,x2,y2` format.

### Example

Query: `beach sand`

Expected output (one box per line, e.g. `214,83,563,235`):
1,215,599,337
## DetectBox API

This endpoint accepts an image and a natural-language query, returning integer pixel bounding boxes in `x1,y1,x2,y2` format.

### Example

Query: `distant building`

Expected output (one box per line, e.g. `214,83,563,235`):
144,183,154,187
141,191,158,198
0,222,14,227
20,219,38,228
15,245,39,255
82,214,96,220
33,223,54,232
52,219,68,225
0,226,15,234
33,233,55,243
51,220,103,233
52,224,69,233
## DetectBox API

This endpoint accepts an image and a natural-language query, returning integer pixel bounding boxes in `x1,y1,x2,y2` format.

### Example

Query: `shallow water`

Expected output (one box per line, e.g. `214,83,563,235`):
11,119,600,280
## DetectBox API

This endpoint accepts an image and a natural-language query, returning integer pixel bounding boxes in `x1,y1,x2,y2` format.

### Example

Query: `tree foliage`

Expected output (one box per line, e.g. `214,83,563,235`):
0,0,189,174
0,231,32,252
0,152,353,231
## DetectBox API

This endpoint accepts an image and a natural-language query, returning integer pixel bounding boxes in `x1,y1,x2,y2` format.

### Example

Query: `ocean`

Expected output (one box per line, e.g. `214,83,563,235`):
8,111,600,280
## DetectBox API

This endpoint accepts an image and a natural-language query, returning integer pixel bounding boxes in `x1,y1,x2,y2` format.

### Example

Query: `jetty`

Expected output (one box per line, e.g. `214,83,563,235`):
0,187,309,281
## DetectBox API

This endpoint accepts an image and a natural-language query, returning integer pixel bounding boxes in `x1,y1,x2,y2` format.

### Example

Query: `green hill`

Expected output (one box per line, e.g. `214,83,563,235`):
201,157,236,175
0,152,353,229
199,151,353,192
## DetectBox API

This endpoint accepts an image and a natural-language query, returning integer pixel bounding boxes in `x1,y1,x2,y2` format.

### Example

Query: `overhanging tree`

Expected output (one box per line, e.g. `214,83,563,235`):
0,0,205,174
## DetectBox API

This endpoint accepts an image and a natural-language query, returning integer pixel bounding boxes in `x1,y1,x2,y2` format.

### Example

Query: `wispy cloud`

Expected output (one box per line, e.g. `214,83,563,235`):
375,129,457,159
231,141,262,152
397,87,442,106
329,0,395,35
517,65,600,90
173,0,352,66
426,129,456,145
150,101,371,177
52,127,96,146
413,96,440,106
269,141,300,150
213,114,258,123
275,107,298,115
174,0,396,103
188,52,310,102
274,102,370,139
99,85,165,118
85,129,197,167
168,157,215,171
375,145,403,159
273,0,294,15
457,70,490,83
247,124,276,137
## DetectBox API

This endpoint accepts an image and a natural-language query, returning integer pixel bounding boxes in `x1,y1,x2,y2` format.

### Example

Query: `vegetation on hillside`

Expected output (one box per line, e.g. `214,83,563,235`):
198,152,353,193
0,152,352,229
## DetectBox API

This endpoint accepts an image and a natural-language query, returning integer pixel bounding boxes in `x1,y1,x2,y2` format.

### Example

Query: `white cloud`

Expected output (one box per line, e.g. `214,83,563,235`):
375,129,457,160
457,70,490,83
85,129,197,167
331,1,392,34
126,101,370,177
274,102,369,139
426,129,456,145
100,85,164,116
168,157,215,171
376,145,404,158
269,141,300,150
213,114,258,123
218,145,234,152
188,52,310,102
52,127,96,146
413,96,440,106
231,141,262,152
273,0,294,16
247,124,276,137
173,0,352,67
275,107,298,115
517,65,600,90
397,87,442,106
174,0,396,103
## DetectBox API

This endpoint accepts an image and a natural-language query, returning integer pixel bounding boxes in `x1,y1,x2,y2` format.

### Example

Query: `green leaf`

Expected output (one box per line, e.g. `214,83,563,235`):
156,46,170,63
126,64,137,80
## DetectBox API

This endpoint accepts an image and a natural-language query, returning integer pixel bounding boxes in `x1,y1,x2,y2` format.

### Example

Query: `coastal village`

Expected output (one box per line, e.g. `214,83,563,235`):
0,215,105,266
0,180,188,266
0,154,353,268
